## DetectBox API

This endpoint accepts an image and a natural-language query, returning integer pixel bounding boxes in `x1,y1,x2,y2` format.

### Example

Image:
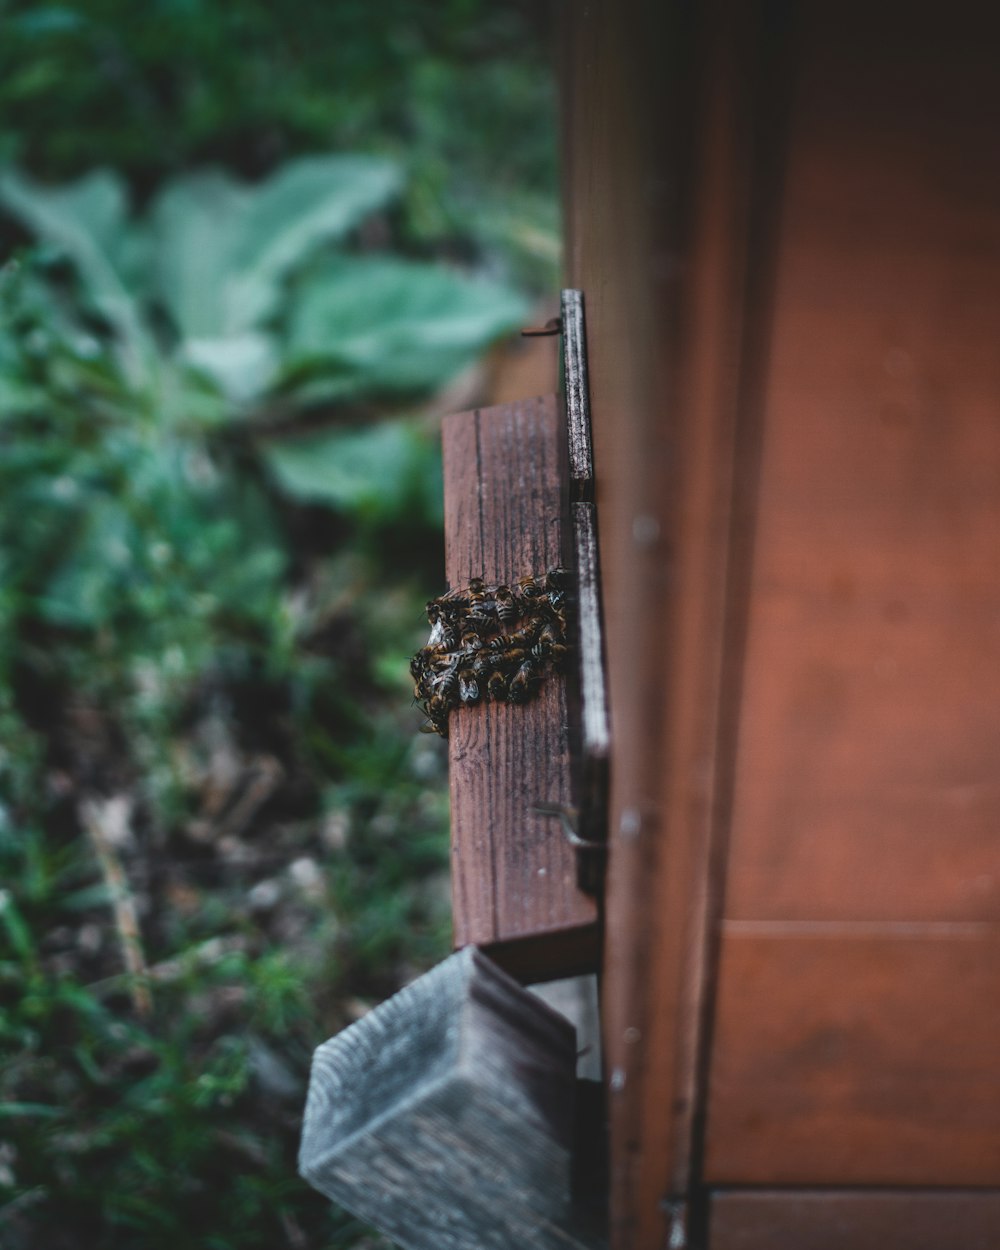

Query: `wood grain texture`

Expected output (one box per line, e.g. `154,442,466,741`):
442,396,599,981
722,0,1000,925
561,2,777,1243
563,0,1000,1238
705,928,1000,1184
710,1190,1000,1250
300,946,606,1250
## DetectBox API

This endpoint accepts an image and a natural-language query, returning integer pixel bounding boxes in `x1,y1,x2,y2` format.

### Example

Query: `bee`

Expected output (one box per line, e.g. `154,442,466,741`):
494,585,519,624
516,574,542,602
508,659,540,704
466,611,496,636
550,643,571,670
546,589,567,614
467,577,487,612
427,612,459,651
434,661,460,702
412,568,573,733
458,671,480,705
502,622,541,650
418,692,451,738
487,670,508,701
471,652,494,678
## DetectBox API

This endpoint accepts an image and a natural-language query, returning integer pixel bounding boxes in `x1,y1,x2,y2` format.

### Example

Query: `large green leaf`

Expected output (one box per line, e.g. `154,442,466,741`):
260,419,441,524
150,172,246,343
150,155,401,341
233,156,403,316
0,168,154,385
178,332,279,406
281,255,528,400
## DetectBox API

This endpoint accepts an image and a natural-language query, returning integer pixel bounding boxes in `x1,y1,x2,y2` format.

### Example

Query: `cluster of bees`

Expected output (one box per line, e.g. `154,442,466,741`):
412,568,573,738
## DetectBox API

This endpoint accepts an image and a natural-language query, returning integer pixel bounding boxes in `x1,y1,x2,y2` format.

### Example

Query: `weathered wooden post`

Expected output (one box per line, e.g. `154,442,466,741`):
300,947,603,1250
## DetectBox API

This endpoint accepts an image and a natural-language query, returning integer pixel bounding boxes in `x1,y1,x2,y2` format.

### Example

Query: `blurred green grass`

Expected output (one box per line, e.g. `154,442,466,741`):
0,3,558,1246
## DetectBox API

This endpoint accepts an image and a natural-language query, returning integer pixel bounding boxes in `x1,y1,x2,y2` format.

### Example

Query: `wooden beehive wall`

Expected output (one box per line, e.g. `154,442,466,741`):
561,0,1000,1246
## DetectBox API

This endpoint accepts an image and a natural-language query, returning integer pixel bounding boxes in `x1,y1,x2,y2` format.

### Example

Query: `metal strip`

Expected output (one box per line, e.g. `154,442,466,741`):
561,289,594,499
573,501,610,771
562,291,610,874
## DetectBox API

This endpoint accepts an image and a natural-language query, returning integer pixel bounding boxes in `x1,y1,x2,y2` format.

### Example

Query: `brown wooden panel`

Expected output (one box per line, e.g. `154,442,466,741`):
705,928,1000,1184
710,1190,1000,1250
561,1,785,1243
724,1,1000,923
442,396,599,981
562,0,1000,1240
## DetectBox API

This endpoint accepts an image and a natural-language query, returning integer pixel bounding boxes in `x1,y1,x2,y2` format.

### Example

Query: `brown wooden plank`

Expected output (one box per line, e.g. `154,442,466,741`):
710,1190,1000,1250
705,928,1000,1185
442,396,599,981
562,0,1000,1239
561,1,784,1243
721,2,1000,926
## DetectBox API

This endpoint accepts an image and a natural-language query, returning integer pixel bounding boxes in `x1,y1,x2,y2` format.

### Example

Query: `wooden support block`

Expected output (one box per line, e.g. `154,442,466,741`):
709,1190,1000,1250
299,947,606,1250
442,395,600,981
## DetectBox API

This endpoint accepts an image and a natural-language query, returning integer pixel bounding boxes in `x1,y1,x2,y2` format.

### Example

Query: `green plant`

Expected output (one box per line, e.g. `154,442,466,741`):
0,1,560,289
0,154,527,1247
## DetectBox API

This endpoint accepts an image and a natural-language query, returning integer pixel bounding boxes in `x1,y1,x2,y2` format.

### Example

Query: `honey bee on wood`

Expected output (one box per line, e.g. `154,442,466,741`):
419,692,451,738
410,568,574,736
466,612,496,636
508,658,540,704
435,661,460,702
467,577,487,611
458,671,480,705
515,574,542,602
494,585,518,623
472,652,496,679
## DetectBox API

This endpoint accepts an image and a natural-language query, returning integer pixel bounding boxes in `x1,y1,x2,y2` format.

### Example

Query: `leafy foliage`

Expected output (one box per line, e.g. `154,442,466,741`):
0,158,525,413
0,0,560,288
0,151,525,1249
0,2,556,1244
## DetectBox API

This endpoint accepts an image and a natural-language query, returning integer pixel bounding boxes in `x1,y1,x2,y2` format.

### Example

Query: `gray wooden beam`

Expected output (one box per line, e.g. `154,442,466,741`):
300,947,607,1250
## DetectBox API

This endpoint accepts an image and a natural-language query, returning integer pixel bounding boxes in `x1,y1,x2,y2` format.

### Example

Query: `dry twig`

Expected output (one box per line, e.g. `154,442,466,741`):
79,795,152,1017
